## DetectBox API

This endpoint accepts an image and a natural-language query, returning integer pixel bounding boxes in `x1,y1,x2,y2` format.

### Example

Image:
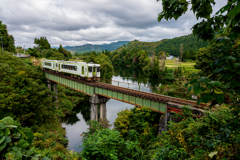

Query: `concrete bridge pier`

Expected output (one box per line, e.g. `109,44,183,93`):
158,102,172,134
158,102,205,134
89,94,108,121
47,79,51,90
90,94,99,121
158,111,171,134
100,102,107,119
47,79,59,109
53,83,59,109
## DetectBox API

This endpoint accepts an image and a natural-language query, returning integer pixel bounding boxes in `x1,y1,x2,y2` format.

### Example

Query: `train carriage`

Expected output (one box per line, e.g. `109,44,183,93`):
42,60,100,81
42,60,58,71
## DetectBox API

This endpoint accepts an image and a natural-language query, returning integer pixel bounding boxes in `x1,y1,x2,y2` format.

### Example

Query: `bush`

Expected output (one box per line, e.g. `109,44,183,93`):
81,120,142,160
0,116,49,159
0,52,56,126
114,107,159,149
147,106,240,159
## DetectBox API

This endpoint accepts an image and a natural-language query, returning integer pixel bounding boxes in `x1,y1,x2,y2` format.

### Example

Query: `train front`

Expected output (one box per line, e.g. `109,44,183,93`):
88,63,100,81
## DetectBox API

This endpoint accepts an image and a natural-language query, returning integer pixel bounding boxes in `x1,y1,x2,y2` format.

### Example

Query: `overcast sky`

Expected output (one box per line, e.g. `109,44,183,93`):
0,0,226,48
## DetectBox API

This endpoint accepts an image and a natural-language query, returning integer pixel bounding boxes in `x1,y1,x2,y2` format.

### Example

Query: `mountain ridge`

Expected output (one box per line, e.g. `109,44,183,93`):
64,41,130,53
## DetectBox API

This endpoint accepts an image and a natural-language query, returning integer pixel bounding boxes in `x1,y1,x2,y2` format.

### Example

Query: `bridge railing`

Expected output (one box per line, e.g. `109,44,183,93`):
98,78,196,100
98,78,155,93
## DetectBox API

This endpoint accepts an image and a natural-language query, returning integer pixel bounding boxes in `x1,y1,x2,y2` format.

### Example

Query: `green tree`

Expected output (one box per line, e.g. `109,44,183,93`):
0,52,56,126
58,44,71,60
34,37,51,50
158,0,240,108
0,116,50,159
58,44,63,53
27,48,42,57
0,21,16,53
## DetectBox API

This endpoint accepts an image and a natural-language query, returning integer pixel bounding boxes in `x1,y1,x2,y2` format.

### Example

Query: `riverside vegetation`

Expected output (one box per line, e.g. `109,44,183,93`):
79,0,240,159
1,0,240,158
0,52,84,159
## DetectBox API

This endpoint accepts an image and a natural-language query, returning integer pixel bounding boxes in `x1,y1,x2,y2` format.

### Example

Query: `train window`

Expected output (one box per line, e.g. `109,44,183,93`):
45,62,51,66
88,66,92,72
56,63,57,67
93,67,96,72
82,66,84,74
74,66,77,71
97,67,100,72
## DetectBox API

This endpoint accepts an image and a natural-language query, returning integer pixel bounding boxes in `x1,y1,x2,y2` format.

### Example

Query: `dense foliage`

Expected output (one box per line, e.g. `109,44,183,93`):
153,0,240,158
158,0,240,109
81,107,160,160
114,107,160,149
26,37,73,60
0,21,16,53
154,34,209,59
115,40,161,56
81,106,240,159
34,37,51,50
147,106,240,159
0,52,85,159
27,43,72,60
0,116,50,160
0,52,56,126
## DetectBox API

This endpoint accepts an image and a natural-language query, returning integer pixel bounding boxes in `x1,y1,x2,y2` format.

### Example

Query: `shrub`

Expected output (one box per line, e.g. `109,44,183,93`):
147,106,240,159
0,116,49,159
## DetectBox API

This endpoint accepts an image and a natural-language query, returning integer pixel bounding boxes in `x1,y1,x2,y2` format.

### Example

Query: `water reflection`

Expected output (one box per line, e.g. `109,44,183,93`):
62,98,91,125
113,66,163,87
62,67,161,152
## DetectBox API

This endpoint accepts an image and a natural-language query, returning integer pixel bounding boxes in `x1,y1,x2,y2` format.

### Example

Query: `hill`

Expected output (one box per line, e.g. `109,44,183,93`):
64,41,130,53
154,34,209,57
115,40,162,56
115,34,209,58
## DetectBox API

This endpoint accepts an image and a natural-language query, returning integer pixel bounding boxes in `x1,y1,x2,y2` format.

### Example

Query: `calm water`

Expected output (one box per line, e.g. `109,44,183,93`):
62,67,162,152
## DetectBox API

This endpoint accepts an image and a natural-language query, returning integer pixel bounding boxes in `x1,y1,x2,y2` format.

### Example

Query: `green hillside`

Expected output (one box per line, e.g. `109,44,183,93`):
64,41,130,53
154,34,209,57
115,34,209,59
116,40,162,56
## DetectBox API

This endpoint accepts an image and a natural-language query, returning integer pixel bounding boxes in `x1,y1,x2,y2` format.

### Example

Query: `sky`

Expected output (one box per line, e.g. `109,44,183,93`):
0,0,226,48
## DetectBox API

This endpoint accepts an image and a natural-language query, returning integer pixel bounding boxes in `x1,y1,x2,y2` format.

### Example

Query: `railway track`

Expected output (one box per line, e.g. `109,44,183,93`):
43,69,209,109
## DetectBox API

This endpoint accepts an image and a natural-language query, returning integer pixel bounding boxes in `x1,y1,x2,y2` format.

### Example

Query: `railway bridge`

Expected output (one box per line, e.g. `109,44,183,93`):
43,69,207,133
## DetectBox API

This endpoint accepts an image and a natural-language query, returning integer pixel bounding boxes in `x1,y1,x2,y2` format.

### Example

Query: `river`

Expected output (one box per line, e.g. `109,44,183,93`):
62,67,162,152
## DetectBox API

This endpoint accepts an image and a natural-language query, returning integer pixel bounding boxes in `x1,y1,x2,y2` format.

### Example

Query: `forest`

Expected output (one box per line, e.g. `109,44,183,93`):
154,34,209,58
0,21,16,54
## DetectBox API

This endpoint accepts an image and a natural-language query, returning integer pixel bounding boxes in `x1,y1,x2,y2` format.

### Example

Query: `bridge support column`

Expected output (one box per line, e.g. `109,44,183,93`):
89,94,108,121
100,102,107,119
47,79,51,90
158,112,171,134
53,83,59,109
158,103,171,134
158,102,205,134
90,94,98,121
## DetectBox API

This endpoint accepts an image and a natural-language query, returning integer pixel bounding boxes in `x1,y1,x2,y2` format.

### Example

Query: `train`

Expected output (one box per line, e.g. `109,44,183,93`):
42,59,100,81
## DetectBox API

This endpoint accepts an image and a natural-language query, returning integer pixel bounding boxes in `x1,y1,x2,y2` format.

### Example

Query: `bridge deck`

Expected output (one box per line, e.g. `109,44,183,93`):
43,69,208,114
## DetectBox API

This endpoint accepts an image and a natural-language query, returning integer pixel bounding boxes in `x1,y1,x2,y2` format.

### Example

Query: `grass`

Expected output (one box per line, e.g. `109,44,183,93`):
163,60,199,72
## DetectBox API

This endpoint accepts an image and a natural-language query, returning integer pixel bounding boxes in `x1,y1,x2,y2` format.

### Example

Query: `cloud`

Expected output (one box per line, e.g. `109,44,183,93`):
0,0,227,48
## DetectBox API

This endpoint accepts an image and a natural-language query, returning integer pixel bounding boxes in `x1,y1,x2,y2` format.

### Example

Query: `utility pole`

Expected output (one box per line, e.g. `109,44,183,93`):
180,44,183,68
1,37,3,53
